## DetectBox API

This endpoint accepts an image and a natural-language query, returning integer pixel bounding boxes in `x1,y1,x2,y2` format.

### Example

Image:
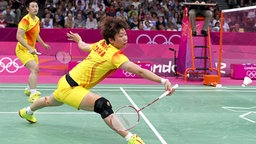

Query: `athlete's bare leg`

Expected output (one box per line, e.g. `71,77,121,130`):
25,60,39,89
78,92,129,137
30,93,63,110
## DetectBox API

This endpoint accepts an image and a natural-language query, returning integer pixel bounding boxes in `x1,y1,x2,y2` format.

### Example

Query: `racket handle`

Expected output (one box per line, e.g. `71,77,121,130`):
172,84,179,89
159,84,179,99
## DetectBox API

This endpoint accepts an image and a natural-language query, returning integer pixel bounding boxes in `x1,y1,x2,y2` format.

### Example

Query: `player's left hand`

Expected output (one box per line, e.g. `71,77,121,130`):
67,31,82,43
43,43,51,49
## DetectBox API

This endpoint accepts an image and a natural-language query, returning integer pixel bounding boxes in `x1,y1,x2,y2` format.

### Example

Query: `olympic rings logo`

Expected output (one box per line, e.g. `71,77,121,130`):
0,57,24,73
246,70,256,79
122,70,136,77
136,34,181,44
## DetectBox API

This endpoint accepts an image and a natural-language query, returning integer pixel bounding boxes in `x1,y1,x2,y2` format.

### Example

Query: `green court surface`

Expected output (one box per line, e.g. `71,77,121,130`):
0,84,256,144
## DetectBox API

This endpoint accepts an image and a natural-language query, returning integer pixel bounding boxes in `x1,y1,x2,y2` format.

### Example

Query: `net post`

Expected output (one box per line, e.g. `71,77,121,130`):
218,11,224,83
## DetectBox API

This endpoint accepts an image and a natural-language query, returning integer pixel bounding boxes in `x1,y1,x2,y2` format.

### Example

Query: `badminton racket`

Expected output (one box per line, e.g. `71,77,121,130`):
55,51,72,64
36,51,72,64
36,52,42,55
110,84,179,132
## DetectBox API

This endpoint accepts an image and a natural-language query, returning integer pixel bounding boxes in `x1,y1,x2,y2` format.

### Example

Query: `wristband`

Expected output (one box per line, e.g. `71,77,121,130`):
161,78,168,85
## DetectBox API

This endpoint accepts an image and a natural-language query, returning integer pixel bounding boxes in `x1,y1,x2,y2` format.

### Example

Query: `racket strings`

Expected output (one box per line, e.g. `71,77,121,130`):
111,106,139,131
111,84,178,131
56,51,72,64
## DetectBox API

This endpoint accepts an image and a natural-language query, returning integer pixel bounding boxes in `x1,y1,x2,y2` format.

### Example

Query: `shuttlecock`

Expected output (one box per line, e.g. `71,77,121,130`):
242,76,252,87
216,84,222,88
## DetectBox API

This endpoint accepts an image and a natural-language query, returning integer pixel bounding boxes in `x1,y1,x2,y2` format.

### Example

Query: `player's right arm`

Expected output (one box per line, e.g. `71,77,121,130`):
120,61,161,83
16,28,36,54
67,31,91,52
120,61,173,93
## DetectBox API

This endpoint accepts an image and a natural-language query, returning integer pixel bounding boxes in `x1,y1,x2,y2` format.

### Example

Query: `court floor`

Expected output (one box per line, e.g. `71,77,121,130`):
0,84,255,144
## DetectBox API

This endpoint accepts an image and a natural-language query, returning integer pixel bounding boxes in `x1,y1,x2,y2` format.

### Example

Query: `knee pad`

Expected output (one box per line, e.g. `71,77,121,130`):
94,97,113,119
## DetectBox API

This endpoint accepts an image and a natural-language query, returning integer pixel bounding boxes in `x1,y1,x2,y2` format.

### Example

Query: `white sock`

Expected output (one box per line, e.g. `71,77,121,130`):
30,89,37,95
125,132,133,141
26,107,33,115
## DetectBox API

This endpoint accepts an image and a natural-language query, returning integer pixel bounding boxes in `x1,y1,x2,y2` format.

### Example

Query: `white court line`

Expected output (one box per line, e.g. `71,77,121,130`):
120,87,167,144
0,112,95,115
1,87,255,93
1,85,256,91
222,106,256,123
222,106,256,112
239,112,256,123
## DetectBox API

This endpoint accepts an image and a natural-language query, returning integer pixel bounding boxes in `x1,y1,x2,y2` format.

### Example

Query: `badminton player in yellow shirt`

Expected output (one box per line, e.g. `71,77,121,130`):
16,0,50,103
18,16,174,144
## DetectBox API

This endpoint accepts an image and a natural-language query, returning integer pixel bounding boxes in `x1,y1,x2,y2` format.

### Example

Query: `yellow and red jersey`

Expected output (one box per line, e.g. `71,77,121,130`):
16,14,40,51
69,40,129,89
